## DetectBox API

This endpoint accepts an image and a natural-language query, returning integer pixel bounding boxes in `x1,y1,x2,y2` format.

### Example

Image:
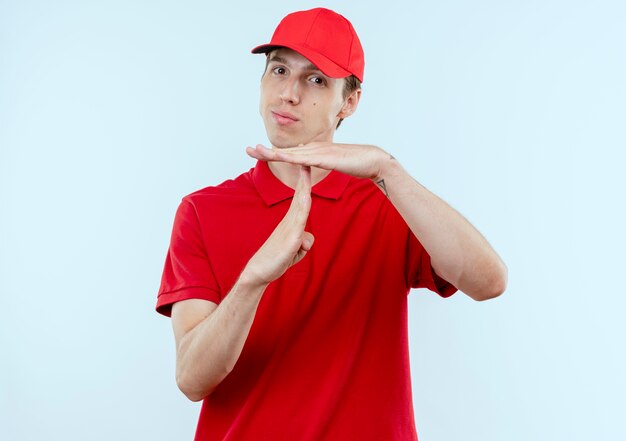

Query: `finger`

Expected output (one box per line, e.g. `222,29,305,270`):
246,145,304,164
270,151,324,169
247,144,329,168
285,166,312,224
282,145,324,153
246,145,276,160
245,146,262,159
296,165,312,206
281,142,335,154
277,145,338,169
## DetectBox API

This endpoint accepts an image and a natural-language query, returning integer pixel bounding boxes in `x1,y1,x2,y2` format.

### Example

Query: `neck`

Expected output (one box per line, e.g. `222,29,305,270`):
267,160,331,189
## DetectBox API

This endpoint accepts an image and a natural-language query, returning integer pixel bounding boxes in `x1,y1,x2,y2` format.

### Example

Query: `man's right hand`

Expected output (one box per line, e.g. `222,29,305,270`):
172,165,315,401
244,165,315,286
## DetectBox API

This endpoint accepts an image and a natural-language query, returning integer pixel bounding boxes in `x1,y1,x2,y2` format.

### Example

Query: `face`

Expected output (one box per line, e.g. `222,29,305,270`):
259,48,359,148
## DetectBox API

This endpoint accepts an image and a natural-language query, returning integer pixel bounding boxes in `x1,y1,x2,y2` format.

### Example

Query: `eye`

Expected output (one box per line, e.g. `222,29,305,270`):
309,76,326,86
272,66,286,75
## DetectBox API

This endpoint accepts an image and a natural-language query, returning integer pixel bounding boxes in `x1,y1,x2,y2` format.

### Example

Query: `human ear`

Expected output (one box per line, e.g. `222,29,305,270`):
337,88,362,119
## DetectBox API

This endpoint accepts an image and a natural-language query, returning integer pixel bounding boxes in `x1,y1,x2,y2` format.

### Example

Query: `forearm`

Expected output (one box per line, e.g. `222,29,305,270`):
176,271,268,401
374,158,507,300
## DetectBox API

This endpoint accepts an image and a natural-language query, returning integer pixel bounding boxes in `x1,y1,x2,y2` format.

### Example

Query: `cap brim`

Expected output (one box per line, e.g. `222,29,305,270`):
251,42,353,80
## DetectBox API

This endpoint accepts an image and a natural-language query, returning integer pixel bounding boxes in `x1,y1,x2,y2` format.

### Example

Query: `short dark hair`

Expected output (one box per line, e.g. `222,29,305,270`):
262,52,361,130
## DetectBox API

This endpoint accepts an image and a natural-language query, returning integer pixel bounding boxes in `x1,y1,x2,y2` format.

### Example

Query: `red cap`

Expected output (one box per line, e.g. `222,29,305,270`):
251,8,364,83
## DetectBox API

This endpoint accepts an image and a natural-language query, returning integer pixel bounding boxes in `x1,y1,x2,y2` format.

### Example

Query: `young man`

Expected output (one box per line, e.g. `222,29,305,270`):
156,7,507,441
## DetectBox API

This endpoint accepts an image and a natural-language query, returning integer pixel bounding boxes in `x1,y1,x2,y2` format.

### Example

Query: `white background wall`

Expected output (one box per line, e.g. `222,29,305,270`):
1,0,624,440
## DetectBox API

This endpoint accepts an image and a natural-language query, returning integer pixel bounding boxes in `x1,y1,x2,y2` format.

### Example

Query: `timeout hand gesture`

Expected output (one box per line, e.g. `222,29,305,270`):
245,166,315,285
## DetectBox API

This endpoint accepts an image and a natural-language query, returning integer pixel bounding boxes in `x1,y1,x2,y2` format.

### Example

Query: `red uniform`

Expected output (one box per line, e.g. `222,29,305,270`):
157,160,457,440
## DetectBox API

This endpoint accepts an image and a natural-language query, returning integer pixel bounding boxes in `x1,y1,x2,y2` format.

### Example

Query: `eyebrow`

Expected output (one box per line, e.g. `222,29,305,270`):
267,55,322,74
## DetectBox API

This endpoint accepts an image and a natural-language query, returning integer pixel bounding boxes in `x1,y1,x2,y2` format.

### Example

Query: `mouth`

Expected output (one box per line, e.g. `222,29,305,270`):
271,110,299,126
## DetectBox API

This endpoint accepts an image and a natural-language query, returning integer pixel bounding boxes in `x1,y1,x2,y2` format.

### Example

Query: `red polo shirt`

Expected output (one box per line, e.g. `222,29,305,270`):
157,160,457,441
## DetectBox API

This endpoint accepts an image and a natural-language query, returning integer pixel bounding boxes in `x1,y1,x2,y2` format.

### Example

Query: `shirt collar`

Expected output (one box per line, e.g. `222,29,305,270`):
251,160,351,206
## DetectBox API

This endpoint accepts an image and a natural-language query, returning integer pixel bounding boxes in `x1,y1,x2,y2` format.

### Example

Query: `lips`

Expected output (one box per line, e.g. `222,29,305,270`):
271,110,299,125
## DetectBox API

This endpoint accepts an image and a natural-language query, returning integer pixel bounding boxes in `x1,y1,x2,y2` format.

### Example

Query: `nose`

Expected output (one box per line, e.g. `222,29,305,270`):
279,77,300,105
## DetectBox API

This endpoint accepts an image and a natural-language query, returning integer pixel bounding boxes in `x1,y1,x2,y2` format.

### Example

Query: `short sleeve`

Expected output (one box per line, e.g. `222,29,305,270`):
406,230,458,298
156,198,221,317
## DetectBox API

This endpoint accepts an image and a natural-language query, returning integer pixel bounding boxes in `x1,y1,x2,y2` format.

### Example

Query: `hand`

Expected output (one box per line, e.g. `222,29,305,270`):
244,166,315,286
246,142,393,181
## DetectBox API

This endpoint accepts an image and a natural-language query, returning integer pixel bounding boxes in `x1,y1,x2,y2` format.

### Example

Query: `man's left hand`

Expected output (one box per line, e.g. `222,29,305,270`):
245,143,393,181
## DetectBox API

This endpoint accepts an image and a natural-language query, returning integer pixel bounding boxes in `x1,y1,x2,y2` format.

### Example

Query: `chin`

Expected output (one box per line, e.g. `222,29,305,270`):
267,132,306,149
269,138,292,149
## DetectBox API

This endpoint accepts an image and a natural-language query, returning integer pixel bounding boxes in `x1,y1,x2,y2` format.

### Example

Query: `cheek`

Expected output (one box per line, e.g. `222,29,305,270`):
259,89,271,115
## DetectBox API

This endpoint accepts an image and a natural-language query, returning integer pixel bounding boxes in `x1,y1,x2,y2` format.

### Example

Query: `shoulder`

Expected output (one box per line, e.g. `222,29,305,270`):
181,166,259,208
344,175,380,195
341,175,410,228
342,175,390,208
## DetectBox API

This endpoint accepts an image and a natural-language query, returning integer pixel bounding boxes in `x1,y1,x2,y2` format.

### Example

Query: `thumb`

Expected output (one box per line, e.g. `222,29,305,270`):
302,231,315,251
293,231,315,266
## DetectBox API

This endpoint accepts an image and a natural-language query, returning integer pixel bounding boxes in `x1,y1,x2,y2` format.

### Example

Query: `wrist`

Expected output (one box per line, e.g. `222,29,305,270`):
238,266,271,292
372,151,402,182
